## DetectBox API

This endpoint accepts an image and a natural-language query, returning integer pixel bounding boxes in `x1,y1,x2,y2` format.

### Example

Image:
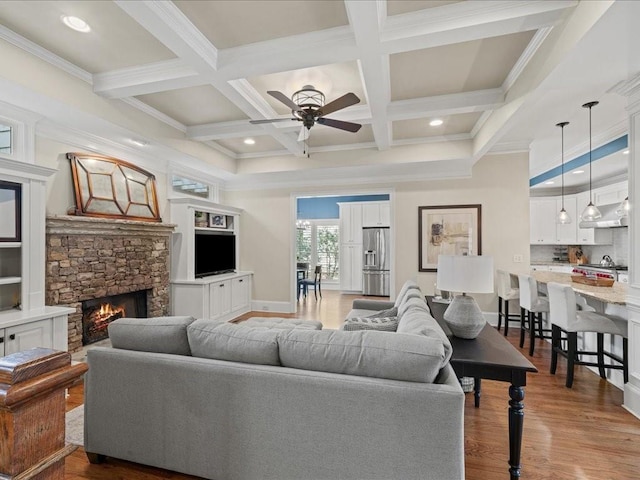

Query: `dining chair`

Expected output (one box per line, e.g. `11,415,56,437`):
298,265,322,300
496,270,521,336
518,274,552,356
547,282,628,388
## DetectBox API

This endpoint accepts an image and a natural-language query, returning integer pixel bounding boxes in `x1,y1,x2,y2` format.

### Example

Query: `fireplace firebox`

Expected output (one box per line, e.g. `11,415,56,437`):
81,290,148,345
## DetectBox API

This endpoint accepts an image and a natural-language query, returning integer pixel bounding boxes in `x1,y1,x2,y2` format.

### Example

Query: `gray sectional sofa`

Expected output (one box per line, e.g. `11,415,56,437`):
83,281,464,480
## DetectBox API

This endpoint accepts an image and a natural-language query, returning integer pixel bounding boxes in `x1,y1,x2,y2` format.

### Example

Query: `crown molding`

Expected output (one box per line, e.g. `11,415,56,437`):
487,141,531,155
0,25,91,83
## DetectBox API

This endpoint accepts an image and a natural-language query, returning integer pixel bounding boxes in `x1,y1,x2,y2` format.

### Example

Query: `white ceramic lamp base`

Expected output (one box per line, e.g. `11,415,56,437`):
443,294,486,339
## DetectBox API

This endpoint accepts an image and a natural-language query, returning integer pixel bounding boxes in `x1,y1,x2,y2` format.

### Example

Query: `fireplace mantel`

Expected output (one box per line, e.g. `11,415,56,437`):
46,215,175,237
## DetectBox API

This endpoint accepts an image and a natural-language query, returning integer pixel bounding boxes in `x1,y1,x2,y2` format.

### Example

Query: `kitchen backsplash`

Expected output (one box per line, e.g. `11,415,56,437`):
530,228,629,266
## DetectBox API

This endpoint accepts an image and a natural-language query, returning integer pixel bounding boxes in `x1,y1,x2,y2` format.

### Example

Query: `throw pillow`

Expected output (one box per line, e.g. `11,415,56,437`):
367,306,398,318
343,316,398,332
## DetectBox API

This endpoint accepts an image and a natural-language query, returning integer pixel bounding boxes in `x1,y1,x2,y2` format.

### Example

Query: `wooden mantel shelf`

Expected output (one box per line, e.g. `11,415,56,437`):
0,348,88,479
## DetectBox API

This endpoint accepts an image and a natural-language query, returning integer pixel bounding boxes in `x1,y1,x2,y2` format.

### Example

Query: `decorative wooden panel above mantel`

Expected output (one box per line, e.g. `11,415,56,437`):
66,152,161,222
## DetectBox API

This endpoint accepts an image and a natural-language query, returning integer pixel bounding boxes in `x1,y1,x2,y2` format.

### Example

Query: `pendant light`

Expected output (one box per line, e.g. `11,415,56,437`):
556,121,571,224
616,196,630,217
581,101,602,221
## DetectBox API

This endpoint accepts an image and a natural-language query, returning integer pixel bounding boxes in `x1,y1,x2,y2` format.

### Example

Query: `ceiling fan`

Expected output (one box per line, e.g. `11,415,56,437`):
250,85,362,147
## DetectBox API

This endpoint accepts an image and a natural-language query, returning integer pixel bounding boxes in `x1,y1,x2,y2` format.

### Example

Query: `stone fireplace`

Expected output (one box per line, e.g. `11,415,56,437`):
81,289,148,345
45,215,175,352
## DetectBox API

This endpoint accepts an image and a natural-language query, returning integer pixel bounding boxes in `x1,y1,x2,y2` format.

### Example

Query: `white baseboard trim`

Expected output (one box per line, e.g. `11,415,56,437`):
250,300,296,314
624,382,640,419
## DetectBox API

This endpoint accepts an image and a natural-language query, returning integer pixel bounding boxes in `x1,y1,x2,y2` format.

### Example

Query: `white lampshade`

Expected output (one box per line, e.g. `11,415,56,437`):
436,255,494,294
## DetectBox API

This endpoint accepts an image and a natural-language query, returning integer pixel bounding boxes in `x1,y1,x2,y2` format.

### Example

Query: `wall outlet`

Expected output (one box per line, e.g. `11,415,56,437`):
513,254,524,263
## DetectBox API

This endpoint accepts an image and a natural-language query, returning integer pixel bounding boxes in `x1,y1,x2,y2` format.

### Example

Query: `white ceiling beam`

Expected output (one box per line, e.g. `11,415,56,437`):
93,59,204,99
217,26,359,80
115,0,303,157
388,89,505,122
382,1,577,54
345,0,391,151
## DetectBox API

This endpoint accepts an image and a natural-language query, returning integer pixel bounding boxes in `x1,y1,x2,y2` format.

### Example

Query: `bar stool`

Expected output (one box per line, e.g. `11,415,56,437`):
496,270,521,336
547,282,628,388
518,274,552,356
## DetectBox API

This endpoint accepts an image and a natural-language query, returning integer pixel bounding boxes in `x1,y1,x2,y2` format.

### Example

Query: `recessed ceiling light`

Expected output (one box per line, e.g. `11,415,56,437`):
243,138,256,145
61,15,91,33
572,169,585,174
545,181,555,185
623,149,630,155
429,119,444,127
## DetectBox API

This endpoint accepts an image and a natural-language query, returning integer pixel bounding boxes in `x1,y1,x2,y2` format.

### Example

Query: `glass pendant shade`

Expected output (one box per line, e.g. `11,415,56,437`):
582,201,602,221
616,197,630,217
557,208,571,224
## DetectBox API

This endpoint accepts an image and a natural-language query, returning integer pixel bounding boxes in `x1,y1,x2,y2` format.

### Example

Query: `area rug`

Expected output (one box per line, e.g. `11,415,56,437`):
65,405,84,446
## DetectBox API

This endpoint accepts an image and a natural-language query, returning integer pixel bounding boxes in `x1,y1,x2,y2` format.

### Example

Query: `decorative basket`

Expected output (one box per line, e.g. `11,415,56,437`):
571,275,614,287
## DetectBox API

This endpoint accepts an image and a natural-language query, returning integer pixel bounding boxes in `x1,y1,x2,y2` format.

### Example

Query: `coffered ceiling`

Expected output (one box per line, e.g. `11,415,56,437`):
0,1,637,188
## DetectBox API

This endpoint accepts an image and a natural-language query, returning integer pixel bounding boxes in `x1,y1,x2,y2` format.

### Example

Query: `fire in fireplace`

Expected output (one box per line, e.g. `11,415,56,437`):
81,290,148,345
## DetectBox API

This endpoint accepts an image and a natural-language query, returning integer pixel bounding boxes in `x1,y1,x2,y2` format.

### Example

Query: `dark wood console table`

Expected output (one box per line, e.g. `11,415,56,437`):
426,296,537,480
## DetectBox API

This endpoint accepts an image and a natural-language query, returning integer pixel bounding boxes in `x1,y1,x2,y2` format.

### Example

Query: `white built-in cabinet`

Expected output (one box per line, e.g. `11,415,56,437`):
362,202,390,227
530,181,627,245
169,198,252,321
0,157,73,353
340,244,363,292
339,203,363,243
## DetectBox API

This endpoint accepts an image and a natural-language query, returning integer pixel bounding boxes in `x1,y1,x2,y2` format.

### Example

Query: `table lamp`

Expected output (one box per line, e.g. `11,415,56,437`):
436,255,494,339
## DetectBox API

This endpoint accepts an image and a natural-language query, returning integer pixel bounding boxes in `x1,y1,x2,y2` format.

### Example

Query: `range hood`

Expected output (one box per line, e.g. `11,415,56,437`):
578,203,628,228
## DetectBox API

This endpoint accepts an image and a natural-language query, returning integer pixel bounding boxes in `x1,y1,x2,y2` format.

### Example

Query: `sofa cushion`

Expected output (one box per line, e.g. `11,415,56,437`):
108,316,195,355
239,317,322,330
187,319,280,365
398,295,430,320
394,280,421,308
343,316,398,332
278,329,446,383
397,307,452,363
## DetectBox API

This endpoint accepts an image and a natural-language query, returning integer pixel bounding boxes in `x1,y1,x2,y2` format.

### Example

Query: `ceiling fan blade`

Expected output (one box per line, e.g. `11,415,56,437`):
249,118,296,124
267,91,303,113
317,117,362,133
297,126,309,142
316,92,360,117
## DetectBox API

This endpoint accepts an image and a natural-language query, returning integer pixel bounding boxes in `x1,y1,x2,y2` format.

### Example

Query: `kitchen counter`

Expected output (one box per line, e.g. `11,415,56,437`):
530,271,627,305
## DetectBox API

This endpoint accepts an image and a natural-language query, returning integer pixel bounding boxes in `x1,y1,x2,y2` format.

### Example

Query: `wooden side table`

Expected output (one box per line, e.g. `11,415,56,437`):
0,348,88,479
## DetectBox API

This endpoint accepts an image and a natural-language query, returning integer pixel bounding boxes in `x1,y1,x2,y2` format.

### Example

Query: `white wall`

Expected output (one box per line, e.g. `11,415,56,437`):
225,152,531,312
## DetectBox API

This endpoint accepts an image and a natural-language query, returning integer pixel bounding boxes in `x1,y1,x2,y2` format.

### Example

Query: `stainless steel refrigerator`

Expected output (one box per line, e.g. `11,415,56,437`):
362,227,390,296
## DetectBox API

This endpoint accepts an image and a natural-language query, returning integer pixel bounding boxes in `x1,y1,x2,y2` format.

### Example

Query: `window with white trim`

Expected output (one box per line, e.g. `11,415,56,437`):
296,220,340,283
0,123,10,155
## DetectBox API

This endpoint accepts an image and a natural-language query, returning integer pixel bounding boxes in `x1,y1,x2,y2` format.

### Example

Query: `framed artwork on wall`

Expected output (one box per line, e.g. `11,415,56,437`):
0,180,21,242
418,204,482,272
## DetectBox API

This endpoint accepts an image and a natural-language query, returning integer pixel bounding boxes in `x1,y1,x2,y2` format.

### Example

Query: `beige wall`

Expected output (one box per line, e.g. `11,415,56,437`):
225,152,531,312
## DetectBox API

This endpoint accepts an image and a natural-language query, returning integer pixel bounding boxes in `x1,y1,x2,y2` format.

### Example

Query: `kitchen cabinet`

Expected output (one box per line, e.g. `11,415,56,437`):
594,181,628,206
340,244,363,292
530,198,557,243
362,202,390,227
530,192,612,245
338,203,363,244
556,196,577,244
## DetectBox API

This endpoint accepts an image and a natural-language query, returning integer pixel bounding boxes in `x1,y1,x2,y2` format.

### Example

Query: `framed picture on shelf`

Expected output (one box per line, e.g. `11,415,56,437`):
209,214,227,229
0,180,21,242
418,204,481,272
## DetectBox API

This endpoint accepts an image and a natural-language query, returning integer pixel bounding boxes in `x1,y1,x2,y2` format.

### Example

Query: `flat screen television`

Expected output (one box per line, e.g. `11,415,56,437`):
194,232,236,277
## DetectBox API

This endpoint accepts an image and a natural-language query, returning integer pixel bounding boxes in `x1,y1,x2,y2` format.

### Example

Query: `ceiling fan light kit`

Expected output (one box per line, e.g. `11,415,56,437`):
580,101,602,222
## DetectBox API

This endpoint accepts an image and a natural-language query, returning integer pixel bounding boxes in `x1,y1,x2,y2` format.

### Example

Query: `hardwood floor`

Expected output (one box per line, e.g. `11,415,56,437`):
65,290,640,479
